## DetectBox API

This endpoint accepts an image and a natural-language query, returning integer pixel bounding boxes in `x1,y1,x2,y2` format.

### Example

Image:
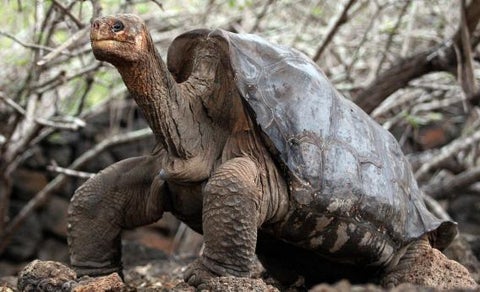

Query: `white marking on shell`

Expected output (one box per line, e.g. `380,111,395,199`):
308,216,333,237
360,231,372,247
310,235,324,248
348,223,356,232
316,216,333,231
326,198,354,214
329,222,349,253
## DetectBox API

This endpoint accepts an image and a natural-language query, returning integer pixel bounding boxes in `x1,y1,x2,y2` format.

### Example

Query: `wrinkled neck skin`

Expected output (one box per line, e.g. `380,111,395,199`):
114,38,288,225
115,40,224,182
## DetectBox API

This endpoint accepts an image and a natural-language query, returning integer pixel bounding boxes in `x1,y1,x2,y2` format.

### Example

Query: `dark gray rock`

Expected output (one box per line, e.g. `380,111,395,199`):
17,260,76,292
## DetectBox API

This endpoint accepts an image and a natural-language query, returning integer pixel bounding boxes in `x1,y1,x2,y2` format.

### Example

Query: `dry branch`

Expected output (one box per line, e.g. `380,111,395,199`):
250,0,274,33
0,92,86,130
456,0,478,98
400,1,417,57
345,3,386,79
47,164,95,179
37,27,89,66
312,0,358,62
51,0,84,29
0,127,153,255
0,30,68,54
354,0,480,114
424,166,480,200
411,94,465,114
353,49,433,113
415,129,480,181
375,0,411,76
423,194,452,221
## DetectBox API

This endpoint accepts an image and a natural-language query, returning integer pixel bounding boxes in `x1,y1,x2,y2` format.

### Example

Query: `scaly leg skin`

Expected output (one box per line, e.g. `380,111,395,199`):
68,155,166,278
382,235,478,289
184,157,263,287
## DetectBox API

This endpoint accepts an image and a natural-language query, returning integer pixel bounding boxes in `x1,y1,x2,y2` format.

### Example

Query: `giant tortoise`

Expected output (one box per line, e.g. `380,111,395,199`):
67,14,476,289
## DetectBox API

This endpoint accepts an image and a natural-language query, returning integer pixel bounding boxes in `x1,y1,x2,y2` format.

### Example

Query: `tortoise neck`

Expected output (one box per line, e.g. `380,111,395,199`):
116,49,201,159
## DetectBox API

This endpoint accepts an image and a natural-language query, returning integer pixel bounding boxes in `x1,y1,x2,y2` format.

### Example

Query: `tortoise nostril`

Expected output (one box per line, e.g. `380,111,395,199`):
91,20,100,30
112,20,124,33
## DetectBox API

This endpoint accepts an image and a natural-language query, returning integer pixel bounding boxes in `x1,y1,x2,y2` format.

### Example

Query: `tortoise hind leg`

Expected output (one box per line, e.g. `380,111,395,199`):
382,235,477,289
68,155,165,278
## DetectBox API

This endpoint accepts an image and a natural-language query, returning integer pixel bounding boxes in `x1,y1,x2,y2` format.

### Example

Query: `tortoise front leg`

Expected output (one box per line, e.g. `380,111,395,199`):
68,155,166,277
184,157,263,286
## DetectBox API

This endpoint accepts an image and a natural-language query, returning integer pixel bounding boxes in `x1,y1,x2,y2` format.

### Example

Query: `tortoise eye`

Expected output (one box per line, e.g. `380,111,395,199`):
112,20,124,33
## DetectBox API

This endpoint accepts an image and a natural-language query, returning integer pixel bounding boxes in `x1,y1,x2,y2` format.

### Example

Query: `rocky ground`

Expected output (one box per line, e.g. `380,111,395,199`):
0,256,463,292
0,261,472,292
1,235,479,291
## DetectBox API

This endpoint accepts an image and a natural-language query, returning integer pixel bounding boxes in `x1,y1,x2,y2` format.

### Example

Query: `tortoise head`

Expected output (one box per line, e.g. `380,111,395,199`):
90,14,153,65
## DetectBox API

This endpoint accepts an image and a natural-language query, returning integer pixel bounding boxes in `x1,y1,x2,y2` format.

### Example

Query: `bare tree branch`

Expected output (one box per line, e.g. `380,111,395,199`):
424,166,480,200
456,0,478,99
0,127,153,255
375,0,411,76
400,1,418,57
47,164,95,179
415,129,480,181
345,3,386,80
0,30,71,55
353,0,480,114
51,0,85,29
0,92,86,130
312,0,358,62
423,194,452,221
37,27,89,66
151,0,164,11
250,0,274,33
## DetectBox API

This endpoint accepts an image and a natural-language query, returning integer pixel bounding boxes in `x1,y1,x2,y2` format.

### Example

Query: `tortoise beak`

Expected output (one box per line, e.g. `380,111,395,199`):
90,18,108,43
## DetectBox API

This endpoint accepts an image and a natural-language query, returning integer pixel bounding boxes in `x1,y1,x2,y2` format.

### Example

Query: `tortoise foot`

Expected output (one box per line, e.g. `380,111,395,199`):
184,258,218,288
382,238,477,289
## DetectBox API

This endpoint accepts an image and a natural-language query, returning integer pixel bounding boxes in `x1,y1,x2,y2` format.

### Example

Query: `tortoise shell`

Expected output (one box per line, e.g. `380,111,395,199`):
167,29,456,252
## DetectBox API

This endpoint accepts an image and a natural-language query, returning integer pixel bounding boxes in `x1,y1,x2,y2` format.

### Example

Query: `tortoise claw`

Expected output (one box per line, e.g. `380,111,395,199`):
184,259,217,287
